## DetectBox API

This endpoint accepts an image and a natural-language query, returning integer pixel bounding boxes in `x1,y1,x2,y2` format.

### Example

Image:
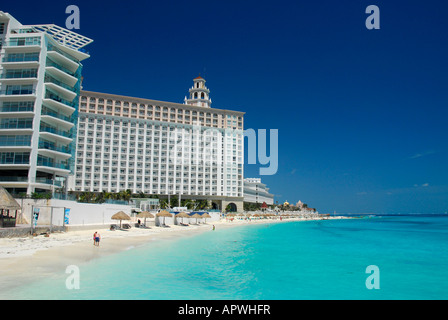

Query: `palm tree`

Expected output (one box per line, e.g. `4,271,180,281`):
137,191,146,198
185,199,196,210
159,199,169,209
119,189,132,203
170,196,178,208
78,192,94,203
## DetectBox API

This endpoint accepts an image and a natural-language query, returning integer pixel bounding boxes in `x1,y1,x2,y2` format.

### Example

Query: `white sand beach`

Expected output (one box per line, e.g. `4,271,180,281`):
0,216,345,296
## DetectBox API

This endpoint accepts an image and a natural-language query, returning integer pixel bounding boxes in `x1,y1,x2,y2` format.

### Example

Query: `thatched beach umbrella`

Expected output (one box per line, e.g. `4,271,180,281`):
111,211,131,228
175,211,190,224
201,212,211,223
137,211,154,225
0,186,21,210
0,186,21,228
190,213,201,224
156,210,172,225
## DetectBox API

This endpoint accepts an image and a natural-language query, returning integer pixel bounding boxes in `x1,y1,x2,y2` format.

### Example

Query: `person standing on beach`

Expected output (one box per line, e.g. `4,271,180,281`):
93,231,101,246
213,225,215,231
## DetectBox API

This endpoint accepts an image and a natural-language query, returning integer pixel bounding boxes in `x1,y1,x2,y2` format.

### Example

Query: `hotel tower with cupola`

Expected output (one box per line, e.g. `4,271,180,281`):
73,77,245,212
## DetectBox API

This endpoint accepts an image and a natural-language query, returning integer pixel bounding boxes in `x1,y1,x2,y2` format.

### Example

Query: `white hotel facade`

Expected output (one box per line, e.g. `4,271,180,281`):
71,77,245,212
244,178,274,205
0,12,92,195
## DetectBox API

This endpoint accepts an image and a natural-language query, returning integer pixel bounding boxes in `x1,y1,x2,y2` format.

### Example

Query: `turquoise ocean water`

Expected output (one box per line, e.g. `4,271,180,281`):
6,214,448,299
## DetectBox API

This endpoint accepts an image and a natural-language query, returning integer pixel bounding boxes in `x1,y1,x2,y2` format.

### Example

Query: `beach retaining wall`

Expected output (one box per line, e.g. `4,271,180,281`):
0,225,66,238
14,199,133,228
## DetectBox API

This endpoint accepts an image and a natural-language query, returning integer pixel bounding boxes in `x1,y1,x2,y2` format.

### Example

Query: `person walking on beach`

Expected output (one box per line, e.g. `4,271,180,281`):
212,225,215,231
93,231,101,246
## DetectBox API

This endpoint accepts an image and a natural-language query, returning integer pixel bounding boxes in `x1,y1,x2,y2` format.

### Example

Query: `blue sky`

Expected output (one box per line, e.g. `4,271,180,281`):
4,0,448,213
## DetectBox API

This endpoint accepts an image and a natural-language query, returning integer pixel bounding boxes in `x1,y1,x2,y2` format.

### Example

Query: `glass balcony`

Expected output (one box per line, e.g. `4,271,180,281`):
44,91,77,109
45,59,79,77
0,135,32,146
1,69,38,79
38,140,71,154
0,118,33,130
37,155,69,170
47,44,80,64
0,87,35,96
34,177,62,187
39,123,72,138
6,37,41,47
0,176,28,182
41,106,74,123
44,75,76,92
2,52,40,63
0,152,30,165
0,102,34,113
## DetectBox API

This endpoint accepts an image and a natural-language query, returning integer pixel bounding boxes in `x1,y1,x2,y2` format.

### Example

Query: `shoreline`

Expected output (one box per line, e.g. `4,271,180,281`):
0,216,347,297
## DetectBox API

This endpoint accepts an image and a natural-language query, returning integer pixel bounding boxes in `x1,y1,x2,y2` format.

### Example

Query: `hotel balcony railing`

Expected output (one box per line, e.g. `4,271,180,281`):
0,105,34,113
2,54,40,63
0,158,30,165
38,141,71,154
0,138,32,147
0,176,28,182
0,88,35,95
45,59,80,78
44,92,76,109
0,71,38,79
37,157,70,170
47,44,80,64
10,28,38,34
44,75,76,92
39,124,72,138
41,107,74,123
0,176,61,186
5,38,41,47
33,177,63,187
0,121,33,130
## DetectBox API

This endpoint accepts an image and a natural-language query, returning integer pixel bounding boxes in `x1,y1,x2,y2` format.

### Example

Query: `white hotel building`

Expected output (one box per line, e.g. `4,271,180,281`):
243,178,274,205
0,11,92,195
71,77,245,212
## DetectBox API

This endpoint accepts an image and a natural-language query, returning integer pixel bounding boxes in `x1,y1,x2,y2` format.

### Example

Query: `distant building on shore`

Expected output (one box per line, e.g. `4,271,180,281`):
0,11,92,196
243,178,274,205
70,77,245,212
